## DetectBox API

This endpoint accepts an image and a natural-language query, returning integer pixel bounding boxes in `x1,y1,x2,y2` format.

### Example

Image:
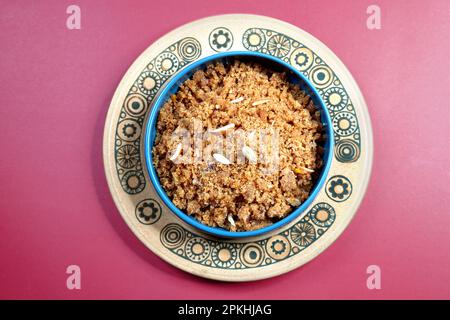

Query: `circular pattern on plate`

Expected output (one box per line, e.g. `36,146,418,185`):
309,202,336,228
335,139,360,163
332,112,358,136
266,235,291,260
137,71,161,97
309,64,334,89
161,223,186,249
120,170,145,194
177,37,202,61
185,237,211,262
290,47,314,71
211,243,237,268
155,52,179,76
267,34,291,58
117,119,141,142
209,27,233,52
116,144,139,169
290,222,316,247
240,243,265,267
323,87,348,112
135,198,162,225
124,93,148,117
242,28,266,51
326,175,353,202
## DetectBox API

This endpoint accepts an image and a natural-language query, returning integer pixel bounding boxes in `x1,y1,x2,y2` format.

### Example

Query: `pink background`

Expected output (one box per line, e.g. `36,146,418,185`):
1,0,450,299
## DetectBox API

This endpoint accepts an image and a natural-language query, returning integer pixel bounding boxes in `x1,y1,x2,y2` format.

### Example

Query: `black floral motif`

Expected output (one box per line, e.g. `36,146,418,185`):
329,179,349,199
212,30,231,49
122,123,137,139
139,203,158,220
270,239,287,254
117,119,141,143
294,52,309,67
326,176,352,202
209,27,233,52
135,199,161,225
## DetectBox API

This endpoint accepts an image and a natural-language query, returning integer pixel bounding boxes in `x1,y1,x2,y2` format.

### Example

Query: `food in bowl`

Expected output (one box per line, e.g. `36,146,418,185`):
152,60,325,232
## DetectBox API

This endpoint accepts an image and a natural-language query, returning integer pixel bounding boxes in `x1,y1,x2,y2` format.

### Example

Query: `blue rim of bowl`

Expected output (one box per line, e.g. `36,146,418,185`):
144,51,334,238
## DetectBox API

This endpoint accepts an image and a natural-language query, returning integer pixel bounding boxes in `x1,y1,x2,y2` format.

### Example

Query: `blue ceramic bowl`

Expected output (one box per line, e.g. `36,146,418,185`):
144,51,333,238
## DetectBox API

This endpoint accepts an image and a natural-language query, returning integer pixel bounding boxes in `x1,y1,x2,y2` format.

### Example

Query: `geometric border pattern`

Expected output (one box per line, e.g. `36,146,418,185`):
114,37,202,194
160,202,335,269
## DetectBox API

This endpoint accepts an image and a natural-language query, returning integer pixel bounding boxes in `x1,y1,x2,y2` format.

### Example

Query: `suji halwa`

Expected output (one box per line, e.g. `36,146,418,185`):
152,60,324,232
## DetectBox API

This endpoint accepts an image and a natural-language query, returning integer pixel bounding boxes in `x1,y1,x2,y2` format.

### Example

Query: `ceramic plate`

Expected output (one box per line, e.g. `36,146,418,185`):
103,14,373,281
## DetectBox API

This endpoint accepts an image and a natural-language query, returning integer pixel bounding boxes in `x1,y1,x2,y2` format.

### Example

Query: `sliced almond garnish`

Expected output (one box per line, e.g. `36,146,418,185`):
169,143,182,161
242,146,257,163
294,166,314,174
227,214,236,226
213,153,232,165
287,198,301,206
230,97,244,104
209,123,235,133
252,99,271,106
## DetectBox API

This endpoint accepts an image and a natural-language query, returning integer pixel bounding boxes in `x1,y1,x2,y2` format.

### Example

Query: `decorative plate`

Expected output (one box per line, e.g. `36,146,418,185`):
103,14,373,281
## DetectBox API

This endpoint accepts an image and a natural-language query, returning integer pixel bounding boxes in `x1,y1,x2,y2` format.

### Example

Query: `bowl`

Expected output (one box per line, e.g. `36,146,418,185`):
144,51,334,238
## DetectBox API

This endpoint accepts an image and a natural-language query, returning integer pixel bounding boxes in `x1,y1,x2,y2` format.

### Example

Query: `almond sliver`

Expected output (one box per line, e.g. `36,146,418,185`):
230,97,244,104
169,143,182,161
227,214,236,226
213,153,232,165
209,123,235,133
242,146,257,163
295,166,314,173
252,99,271,106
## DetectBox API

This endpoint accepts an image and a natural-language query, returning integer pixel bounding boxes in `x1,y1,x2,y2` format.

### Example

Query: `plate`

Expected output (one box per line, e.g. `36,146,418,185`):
103,14,373,281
